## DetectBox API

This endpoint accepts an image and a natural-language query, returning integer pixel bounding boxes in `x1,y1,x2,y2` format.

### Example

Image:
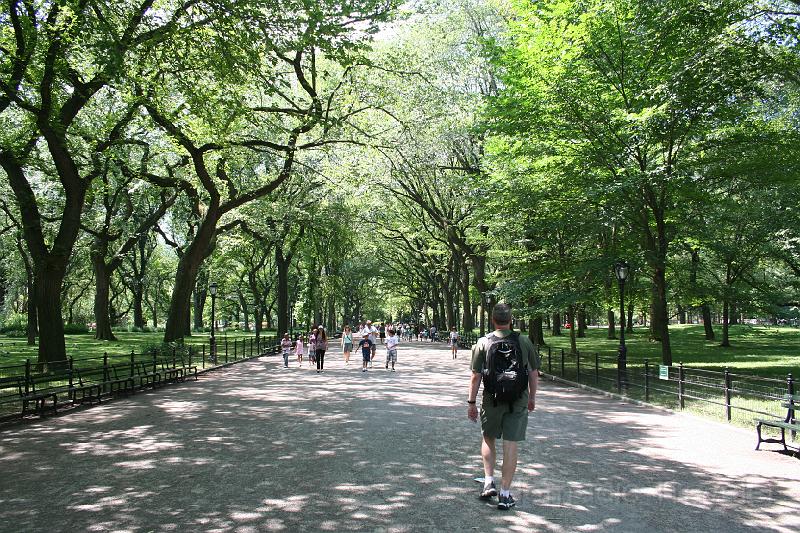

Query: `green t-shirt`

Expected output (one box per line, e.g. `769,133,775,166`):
471,329,541,374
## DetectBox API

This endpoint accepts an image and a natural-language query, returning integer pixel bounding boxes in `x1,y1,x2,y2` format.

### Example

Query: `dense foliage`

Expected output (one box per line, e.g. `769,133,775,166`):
1,0,799,366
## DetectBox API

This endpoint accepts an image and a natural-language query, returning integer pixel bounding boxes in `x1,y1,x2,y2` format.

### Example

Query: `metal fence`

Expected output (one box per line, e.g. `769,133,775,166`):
538,346,797,441
0,335,280,422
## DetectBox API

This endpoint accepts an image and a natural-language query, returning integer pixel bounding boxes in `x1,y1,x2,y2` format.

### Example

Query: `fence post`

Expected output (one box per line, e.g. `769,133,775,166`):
234,340,237,360
644,360,650,402
250,338,253,357
68,357,74,389
547,347,552,373
152,349,157,375
678,363,685,410
724,367,732,422
595,353,600,385
202,344,206,369
576,350,581,381
103,352,109,394
225,339,229,363
788,374,795,440
560,348,565,377
130,350,135,378
24,359,30,394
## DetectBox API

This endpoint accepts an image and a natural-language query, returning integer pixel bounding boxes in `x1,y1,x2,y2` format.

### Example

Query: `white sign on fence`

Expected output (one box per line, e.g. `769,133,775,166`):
659,365,669,380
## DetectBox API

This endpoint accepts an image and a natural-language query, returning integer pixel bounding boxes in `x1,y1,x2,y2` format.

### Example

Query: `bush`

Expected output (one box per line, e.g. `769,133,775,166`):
5,329,26,338
63,323,90,335
138,341,194,359
0,314,27,334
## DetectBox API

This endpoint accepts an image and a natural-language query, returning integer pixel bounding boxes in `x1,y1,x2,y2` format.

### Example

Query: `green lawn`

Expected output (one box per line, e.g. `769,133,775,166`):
541,324,800,379
0,329,277,368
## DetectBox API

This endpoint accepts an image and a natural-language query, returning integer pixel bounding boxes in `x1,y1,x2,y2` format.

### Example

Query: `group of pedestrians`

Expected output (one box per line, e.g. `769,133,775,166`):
279,303,540,513
279,320,405,373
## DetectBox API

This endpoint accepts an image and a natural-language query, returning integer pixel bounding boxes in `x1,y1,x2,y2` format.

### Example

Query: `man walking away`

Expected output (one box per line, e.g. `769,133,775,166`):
467,303,539,510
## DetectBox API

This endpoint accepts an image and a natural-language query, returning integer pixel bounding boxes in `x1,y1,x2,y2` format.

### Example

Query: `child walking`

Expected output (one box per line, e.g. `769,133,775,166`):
295,335,304,367
358,334,373,373
308,328,317,367
385,328,399,371
281,333,292,368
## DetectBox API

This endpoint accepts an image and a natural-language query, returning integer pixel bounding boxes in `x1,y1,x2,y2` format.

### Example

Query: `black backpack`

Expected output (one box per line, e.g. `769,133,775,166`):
482,332,529,411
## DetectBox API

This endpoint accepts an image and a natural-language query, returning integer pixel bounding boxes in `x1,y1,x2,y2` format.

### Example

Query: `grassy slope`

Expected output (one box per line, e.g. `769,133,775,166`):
541,324,800,379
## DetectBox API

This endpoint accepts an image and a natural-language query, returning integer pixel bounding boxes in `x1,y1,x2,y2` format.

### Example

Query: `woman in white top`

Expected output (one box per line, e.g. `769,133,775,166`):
449,327,459,359
341,325,353,365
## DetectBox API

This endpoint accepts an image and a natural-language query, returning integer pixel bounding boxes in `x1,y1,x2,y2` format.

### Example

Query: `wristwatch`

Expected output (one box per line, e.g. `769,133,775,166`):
466,400,476,405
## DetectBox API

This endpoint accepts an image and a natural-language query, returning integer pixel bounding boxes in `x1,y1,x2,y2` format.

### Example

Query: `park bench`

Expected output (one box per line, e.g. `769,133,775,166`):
755,393,800,454
158,356,198,383
67,367,103,405
0,375,59,417
106,363,137,396
133,361,163,389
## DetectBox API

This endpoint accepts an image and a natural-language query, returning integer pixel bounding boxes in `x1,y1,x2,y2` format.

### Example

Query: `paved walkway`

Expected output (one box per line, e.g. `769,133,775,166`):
0,341,798,533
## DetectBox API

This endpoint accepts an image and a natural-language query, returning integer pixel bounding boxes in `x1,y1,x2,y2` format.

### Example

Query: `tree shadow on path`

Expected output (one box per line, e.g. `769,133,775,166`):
0,342,798,532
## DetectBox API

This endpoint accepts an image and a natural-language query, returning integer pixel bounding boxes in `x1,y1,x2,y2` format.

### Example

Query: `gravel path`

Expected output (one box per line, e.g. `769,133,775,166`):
0,341,798,532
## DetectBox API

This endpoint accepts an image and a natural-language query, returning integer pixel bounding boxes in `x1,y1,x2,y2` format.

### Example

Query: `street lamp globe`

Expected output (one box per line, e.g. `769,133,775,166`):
614,261,629,282
209,282,218,296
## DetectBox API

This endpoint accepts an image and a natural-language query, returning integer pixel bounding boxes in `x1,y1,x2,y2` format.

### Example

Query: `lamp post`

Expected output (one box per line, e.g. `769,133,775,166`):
209,282,218,363
614,261,629,391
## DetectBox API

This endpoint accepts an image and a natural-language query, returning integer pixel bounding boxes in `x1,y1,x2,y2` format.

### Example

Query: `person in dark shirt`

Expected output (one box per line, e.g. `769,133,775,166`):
358,335,374,373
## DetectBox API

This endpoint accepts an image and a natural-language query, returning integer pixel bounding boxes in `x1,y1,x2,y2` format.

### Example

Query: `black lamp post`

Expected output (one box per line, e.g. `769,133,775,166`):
209,282,218,362
614,261,629,391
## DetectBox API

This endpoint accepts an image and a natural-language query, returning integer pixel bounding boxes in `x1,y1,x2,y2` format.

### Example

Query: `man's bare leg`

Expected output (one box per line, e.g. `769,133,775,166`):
500,440,519,492
481,435,496,478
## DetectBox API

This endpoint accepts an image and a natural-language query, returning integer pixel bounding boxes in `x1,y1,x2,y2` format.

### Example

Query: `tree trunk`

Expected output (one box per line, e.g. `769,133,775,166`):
729,302,739,326
678,304,687,324
164,213,219,342
35,264,68,366
133,286,145,328
92,247,117,341
444,278,455,330
652,267,673,365
531,314,545,345
577,305,586,338
567,305,577,354
276,249,290,336
460,262,473,332
607,309,616,340
26,278,37,346
627,302,634,334
721,298,731,347
193,286,207,331
702,304,715,340
18,242,37,345
552,312,562,336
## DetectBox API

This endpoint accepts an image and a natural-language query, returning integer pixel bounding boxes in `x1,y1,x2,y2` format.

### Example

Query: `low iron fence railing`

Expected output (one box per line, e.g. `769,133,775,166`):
0,335,280,421
537,346,796,441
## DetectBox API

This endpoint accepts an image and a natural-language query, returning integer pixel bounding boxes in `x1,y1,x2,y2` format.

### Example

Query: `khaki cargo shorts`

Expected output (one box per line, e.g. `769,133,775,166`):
480,395,529,441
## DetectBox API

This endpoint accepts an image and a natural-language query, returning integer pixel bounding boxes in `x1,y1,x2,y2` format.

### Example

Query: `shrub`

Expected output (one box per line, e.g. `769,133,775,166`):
0,314,27,334
63,323,90,335
138,341,194,359
5,329,26,338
